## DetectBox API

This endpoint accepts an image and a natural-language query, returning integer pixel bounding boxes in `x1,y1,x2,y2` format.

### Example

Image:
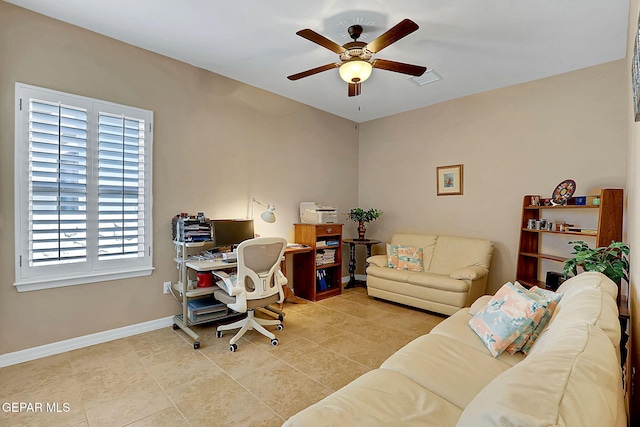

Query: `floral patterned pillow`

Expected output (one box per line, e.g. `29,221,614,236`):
521,286,563,354
386,243,399,268
396,245,424,272
469,282,546,357
504,282,552,354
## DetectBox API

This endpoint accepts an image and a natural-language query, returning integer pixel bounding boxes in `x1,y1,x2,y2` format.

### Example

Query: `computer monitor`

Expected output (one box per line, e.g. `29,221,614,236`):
211,219,255,249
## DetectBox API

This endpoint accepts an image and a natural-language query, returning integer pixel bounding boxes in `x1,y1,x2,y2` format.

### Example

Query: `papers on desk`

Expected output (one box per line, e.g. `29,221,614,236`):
212,271,237,295
187,295,227,323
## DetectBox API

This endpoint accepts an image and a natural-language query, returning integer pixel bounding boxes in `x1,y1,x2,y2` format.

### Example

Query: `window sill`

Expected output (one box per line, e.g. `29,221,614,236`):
13,267,155,292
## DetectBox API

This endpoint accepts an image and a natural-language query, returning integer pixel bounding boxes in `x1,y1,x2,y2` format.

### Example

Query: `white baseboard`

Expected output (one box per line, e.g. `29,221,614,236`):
0,316,174,368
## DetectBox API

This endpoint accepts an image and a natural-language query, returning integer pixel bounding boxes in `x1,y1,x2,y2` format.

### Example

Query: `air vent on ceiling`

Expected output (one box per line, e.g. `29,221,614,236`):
409,69,442,86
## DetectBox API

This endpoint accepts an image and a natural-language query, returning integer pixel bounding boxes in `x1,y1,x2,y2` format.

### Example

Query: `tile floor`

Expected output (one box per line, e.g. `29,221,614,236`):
0,287,445,427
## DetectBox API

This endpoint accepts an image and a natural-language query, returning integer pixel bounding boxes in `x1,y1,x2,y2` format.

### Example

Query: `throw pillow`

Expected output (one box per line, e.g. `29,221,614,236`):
504,282,551,354
521,286,563,354
386,243,399,268
396,245,424,272
469,282,545,357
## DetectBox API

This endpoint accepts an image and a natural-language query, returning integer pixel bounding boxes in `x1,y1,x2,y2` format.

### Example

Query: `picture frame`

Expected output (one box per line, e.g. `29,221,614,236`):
436,164,464,196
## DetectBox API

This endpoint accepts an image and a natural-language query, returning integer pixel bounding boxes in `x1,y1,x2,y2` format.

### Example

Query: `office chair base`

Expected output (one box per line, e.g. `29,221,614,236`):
216,310,282,350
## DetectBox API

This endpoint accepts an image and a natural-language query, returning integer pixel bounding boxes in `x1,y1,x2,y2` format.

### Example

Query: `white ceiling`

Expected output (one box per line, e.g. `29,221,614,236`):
6,0,630,123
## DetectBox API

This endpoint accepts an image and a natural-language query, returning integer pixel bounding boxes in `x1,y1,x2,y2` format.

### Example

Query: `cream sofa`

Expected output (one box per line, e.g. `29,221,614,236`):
366,233,494,315
283,272,626,427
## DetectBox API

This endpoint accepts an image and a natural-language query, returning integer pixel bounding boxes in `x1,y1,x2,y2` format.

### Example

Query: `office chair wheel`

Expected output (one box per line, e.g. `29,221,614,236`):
276,324,284,331
193,341,200,350
278,314,284,321
172,323,179,330
229,343,237,352
216,330,223,338
271,338,279,346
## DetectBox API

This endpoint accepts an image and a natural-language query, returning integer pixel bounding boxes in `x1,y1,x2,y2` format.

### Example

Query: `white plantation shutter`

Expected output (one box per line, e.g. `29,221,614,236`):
29,100,88,266
15,83,153,292
97,113,146,261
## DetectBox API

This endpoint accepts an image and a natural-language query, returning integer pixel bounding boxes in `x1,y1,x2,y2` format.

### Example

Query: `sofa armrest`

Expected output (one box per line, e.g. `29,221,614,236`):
450,265,489,280
367,255,388,268
468,295,492,315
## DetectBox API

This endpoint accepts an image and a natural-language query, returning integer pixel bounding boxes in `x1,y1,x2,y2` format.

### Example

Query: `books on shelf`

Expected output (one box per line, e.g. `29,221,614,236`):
316,249,336,265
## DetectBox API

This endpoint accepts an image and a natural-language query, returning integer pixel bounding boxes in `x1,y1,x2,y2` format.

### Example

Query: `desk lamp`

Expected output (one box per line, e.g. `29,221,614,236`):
252,198,276,223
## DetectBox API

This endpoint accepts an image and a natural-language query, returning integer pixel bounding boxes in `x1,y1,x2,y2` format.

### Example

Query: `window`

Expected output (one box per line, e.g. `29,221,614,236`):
14,83,154,291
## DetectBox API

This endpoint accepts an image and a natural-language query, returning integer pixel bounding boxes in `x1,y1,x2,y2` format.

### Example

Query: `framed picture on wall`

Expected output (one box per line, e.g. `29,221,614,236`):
436,164,464,196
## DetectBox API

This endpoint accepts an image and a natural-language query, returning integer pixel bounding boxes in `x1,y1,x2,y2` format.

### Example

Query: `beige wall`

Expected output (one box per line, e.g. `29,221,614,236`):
627,0,640,421
0,2,359,354
359,60,627,294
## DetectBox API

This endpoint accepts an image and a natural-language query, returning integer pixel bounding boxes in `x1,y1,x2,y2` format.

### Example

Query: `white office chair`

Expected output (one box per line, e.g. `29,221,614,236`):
213,237,287,352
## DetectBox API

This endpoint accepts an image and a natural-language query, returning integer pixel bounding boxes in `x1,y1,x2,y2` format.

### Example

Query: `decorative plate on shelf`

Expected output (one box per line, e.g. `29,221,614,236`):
551,179,576,204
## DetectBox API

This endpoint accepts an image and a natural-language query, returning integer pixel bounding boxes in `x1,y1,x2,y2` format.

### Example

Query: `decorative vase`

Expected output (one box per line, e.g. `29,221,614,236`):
357,221,366,240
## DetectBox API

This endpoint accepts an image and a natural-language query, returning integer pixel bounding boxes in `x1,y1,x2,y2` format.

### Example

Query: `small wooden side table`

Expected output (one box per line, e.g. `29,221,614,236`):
343,239,381,289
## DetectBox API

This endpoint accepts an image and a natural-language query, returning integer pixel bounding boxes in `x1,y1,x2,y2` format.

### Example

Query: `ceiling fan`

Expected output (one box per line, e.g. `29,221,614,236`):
287,19,427,97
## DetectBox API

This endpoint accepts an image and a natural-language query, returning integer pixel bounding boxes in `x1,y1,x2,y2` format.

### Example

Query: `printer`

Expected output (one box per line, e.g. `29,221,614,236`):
300,202,338,224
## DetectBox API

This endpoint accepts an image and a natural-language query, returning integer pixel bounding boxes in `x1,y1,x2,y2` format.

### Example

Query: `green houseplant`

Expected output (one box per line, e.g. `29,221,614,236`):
345,208,383,240
563,240,630,286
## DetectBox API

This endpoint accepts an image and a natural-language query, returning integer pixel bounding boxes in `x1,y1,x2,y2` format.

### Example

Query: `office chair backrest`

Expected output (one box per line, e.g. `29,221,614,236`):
236,237,287,299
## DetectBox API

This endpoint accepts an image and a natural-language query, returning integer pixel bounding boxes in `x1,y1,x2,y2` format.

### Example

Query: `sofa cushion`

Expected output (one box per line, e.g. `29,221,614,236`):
282,369,463,427
531,272,620,355
450,265,489,280
367,254,388,268
407,272,470,292
429,236,493,275
390,234,437,270
366,265,413,282
456,322,621,427
431,304,525,367
381,333,513,411
468,282,546,357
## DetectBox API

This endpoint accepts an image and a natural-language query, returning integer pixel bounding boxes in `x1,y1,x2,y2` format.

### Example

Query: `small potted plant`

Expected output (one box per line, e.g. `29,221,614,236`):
345,208,383,240
563,240,629,302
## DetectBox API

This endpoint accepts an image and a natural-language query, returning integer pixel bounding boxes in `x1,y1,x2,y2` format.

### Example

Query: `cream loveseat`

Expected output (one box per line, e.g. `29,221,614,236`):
283,272,625,427
366,233,494,315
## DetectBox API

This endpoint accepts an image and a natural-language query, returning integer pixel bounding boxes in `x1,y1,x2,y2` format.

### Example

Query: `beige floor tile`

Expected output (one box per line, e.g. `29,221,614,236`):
235,361,333,420
167,374,282,427
0,353,74,398
2,287,450,426
270,338,369,390
140,344,224,390
82,378,173,427
201,340,284,380
126,406,190,426
318,332,396,369
125,327,192,358
0,385,86,427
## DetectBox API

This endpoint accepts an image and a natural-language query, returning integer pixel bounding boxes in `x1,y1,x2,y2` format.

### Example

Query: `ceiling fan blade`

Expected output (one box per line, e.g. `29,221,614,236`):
348,82,361,97
287,63,340,81
365,19,419,54
296,29,346,54
372,59,427,76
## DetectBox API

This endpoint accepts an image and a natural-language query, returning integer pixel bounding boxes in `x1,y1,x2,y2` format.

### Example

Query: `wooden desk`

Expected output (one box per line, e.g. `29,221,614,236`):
280,245,313,309
343,239,381,289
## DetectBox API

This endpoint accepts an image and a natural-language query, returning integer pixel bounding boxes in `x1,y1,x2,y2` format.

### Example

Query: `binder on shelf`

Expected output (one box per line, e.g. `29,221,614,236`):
317,270,328,291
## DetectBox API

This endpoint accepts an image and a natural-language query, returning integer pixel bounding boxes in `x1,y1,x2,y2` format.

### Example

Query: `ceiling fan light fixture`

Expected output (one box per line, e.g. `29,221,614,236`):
339,60,373,84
